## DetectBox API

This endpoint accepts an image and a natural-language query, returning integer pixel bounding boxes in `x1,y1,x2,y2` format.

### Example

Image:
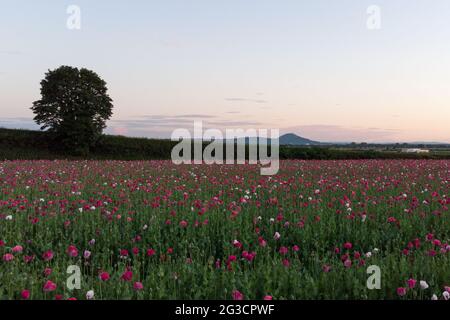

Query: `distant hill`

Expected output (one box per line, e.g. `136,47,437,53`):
279,133,321,146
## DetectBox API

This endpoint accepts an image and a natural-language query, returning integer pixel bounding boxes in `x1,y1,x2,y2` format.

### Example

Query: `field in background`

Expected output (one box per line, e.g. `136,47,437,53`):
0,160,449,300
1,128,449,160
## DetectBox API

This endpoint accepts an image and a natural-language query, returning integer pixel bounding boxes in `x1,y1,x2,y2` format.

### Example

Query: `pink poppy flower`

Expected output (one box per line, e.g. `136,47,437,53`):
232,290,244,300
43,267,52,277
12,245,23,253
387,217,396,223
344,242,353,250
3,253,14,262
42,250,54,261
99,271,110,281
397,287,407,297
83,250,91,259
179,220,188,228
67,245,78,257
43,280,57,292
242,251,256,262
407,278,417,289
343,259,352,268
258,237,267,247
24,255,35,263
121,270,133,282
21,290,30,300
133,282,144,291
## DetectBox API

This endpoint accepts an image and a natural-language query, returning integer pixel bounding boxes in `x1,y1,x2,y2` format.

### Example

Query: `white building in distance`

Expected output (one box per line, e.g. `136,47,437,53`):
401,148,430,154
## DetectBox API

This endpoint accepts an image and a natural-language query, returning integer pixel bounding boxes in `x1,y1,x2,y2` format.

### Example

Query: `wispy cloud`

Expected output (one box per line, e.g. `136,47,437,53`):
225,98,268,104
0,50,22,55
106,113,271,138
139,114,217,120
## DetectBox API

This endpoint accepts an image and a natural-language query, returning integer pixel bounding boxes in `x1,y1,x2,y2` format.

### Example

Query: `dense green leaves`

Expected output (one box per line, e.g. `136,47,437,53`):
31,66,113,155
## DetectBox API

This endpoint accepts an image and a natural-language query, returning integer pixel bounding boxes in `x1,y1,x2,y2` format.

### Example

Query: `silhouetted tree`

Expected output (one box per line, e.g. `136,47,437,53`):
31,66,113,155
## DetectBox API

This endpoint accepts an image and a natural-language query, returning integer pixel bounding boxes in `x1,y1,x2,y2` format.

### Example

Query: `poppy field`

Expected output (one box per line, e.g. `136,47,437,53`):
0,160,449,300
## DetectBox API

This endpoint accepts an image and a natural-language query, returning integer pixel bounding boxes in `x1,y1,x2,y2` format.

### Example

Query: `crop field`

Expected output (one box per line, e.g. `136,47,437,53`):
0,160,449,300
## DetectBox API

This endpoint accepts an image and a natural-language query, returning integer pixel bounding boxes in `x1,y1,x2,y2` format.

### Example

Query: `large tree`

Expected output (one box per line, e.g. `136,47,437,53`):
31,66,113,154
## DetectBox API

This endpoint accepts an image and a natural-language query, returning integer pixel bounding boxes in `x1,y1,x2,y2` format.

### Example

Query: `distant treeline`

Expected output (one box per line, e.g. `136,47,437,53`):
0,128,449,160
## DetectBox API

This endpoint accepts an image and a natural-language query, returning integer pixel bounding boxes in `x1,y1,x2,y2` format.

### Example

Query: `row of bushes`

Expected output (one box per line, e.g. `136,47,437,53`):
1,128,449,160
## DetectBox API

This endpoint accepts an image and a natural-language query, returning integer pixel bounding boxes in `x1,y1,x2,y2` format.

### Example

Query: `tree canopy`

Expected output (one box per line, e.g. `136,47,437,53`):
31,66,113,154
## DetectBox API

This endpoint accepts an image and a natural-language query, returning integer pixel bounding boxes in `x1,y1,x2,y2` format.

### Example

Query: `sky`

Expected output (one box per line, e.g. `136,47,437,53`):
1,0,450,143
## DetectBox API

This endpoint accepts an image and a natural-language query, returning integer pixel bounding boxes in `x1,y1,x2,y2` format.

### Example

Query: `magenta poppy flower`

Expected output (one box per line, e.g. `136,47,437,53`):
179,220,188,228
397,287,407,297
43,267,52,277
42,250,54,261
99,271,110,281
24,255,35,263
121,270,133,282
67,245,78,257
133,282,144,291
21,290,30,300
43,280,57,292
232,290,244,300
407,278,417,289
279,246,288,255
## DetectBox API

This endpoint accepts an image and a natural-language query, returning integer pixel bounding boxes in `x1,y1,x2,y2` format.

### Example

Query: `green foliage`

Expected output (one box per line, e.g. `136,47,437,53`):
0,160,448,299
31,66,113,155
0,128,449,160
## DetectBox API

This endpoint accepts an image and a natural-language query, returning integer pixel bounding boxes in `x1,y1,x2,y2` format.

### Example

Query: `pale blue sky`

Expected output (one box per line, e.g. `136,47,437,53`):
1,0,450,142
